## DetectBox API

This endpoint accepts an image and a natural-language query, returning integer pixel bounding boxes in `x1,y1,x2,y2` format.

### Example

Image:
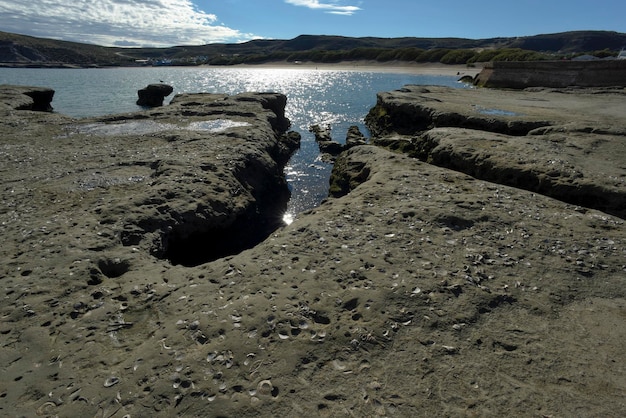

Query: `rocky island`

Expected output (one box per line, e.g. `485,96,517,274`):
1,83,625,417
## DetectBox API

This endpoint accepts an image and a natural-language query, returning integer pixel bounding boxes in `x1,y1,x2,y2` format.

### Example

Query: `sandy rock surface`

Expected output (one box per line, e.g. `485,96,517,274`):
366,85,626,219
1,85,625,417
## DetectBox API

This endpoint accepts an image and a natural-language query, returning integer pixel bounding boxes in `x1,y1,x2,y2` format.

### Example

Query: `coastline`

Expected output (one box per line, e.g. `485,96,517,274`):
0,60,482,78
209,60,482,77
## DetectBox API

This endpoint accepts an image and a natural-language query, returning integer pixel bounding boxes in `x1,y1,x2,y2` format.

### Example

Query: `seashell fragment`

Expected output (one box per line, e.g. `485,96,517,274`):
104,376,120,387
256,380,273,397
332,359,347,371
36,400,60,416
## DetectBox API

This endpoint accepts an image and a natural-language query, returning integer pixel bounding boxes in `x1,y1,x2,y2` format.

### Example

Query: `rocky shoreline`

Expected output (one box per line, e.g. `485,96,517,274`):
365,85,626,219
1,84,625,417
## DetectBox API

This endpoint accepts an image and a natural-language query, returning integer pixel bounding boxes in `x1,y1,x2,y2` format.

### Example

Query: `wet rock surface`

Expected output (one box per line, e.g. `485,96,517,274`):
1,84,625,417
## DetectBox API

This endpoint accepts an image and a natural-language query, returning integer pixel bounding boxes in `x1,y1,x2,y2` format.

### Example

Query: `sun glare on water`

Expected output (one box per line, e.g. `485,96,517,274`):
282,212,295,225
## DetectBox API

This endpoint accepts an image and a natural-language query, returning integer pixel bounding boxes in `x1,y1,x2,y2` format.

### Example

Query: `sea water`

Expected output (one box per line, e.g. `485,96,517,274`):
0,67,466,220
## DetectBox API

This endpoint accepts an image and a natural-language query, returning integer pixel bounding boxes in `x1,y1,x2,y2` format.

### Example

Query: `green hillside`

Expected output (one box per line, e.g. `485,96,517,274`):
1,30,624,68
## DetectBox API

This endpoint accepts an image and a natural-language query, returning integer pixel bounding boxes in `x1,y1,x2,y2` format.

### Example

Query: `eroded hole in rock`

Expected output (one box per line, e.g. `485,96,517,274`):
98,258,131,278
163,216,285,267
154,152,294,266
435,215,476,231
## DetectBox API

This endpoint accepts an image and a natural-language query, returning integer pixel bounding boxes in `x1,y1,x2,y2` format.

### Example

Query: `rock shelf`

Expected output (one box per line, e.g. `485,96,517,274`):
1,84,625,417
0,86,300,269
366,85,626,219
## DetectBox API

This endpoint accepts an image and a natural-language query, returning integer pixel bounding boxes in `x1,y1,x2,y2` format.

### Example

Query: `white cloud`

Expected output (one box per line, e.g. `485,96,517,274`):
285,0,361,16
0,0,257,47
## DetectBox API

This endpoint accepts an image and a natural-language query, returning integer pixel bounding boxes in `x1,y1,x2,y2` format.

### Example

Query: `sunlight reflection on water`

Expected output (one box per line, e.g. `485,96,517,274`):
0,67,466,221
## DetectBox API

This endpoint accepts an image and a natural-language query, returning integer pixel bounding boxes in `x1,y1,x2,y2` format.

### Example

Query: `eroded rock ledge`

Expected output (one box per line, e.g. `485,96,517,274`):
1,84,625,417
0,86,299,267
365,85,626,219
0,84,55,111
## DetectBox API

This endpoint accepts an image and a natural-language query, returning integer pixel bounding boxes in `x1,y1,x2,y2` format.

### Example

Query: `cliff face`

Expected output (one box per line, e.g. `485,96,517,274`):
474,60,626,88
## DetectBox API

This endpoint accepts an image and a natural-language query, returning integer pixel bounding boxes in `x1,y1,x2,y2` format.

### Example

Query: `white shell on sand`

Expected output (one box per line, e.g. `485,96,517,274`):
256,380,274,397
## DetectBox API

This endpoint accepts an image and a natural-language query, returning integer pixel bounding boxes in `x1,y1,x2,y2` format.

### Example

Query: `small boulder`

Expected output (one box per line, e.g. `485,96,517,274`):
309,124,333,142
136,84,173,107
317,139,344,155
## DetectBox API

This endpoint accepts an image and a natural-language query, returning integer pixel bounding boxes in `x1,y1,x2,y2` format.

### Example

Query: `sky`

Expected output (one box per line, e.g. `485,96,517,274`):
0,0,624,48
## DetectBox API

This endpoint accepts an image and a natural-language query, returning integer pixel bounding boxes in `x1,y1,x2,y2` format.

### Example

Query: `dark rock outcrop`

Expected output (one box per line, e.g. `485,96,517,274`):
345,125,367,148
136,83,173,107
310,124,368,160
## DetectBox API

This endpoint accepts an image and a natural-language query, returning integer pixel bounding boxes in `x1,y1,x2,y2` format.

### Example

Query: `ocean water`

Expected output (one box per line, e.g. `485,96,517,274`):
0,67,466,220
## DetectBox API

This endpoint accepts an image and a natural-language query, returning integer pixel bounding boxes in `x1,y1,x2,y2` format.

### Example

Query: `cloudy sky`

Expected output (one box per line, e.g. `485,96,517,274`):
0,0,623,47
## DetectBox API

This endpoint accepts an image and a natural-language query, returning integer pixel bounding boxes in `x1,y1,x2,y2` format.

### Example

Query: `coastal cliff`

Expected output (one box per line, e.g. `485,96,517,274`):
1,84,625,417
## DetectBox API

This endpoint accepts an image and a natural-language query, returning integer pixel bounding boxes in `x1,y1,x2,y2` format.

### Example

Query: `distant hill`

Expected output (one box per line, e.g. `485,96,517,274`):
1,30,624,68
507,31,626,53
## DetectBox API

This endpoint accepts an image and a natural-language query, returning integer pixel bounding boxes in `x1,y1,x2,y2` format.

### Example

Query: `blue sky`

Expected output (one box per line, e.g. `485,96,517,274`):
0,0,624,47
